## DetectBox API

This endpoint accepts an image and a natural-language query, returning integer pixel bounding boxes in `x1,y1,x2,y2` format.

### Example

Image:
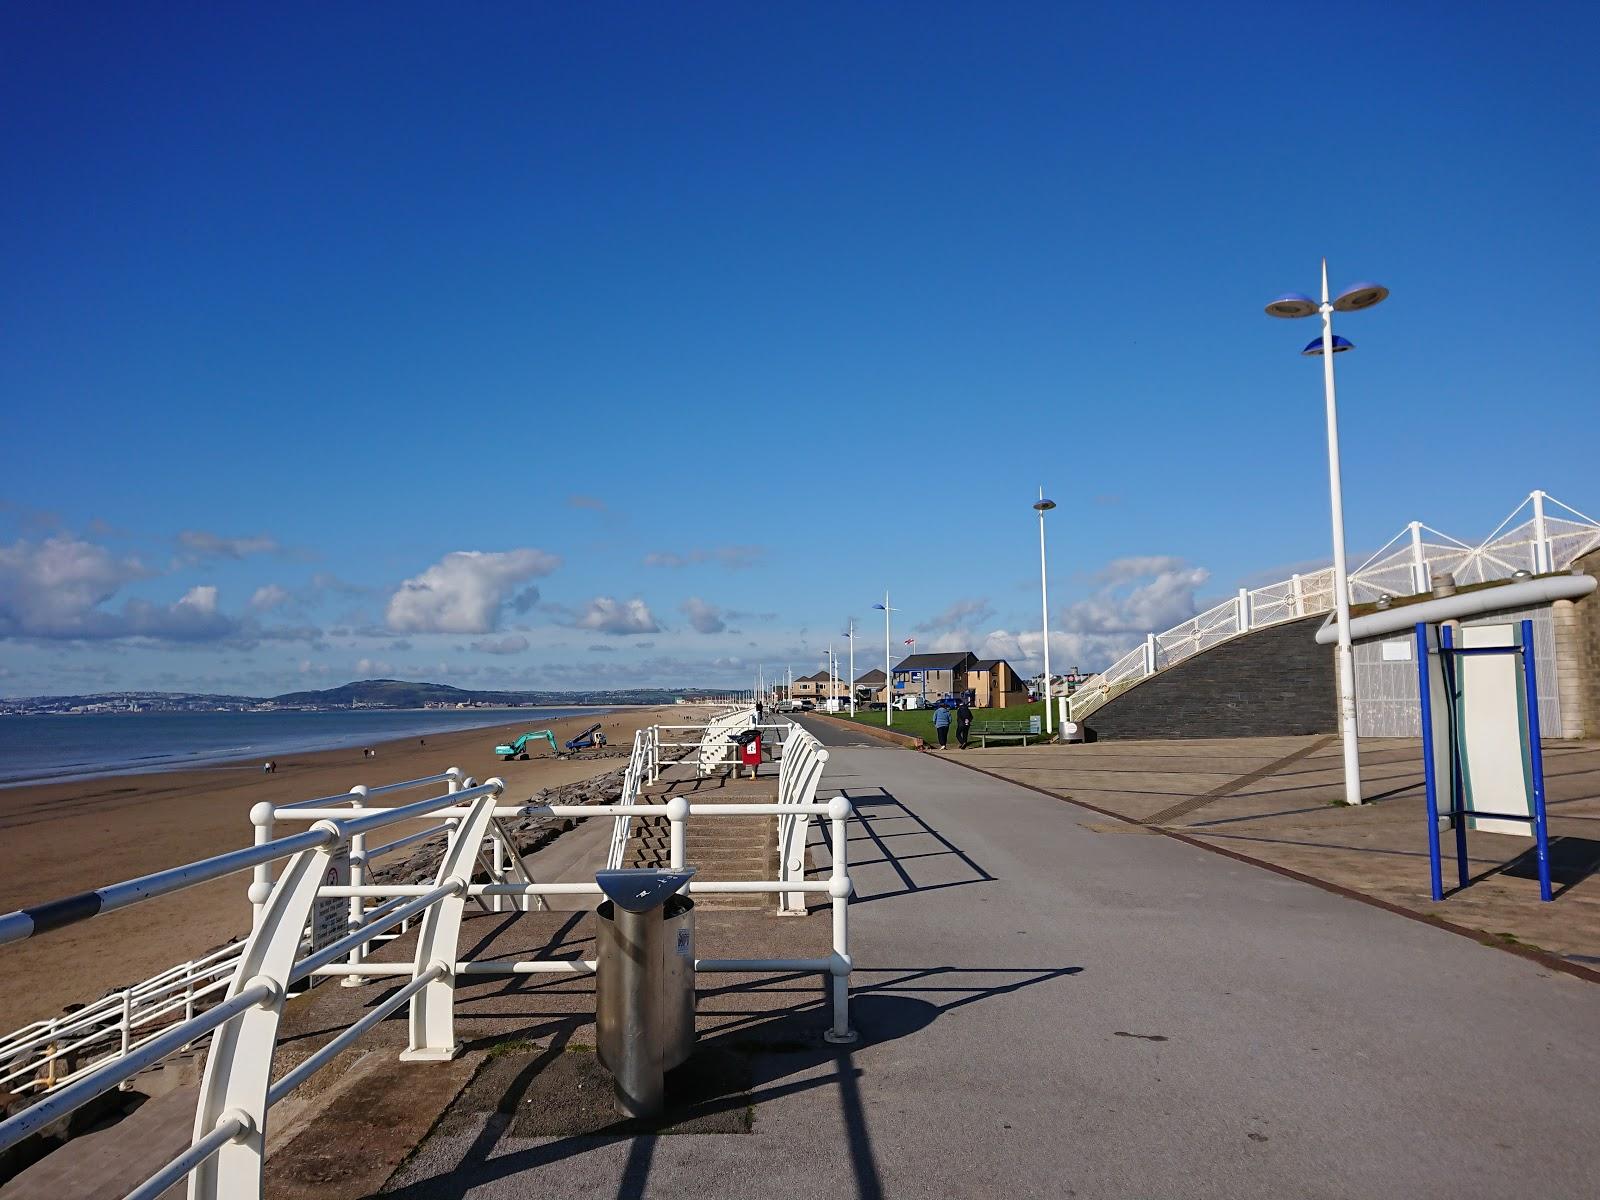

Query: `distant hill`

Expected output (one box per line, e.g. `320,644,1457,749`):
0,679,729,715
268,679,682,708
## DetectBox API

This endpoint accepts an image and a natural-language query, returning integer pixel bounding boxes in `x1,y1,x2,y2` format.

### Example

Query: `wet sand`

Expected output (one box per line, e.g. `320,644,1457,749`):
0,706,680,1027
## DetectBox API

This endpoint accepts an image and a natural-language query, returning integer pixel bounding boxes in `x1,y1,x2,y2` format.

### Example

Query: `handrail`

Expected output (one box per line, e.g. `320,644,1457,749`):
0,748,861,1197
1066,489,1600,723
0,781,501,948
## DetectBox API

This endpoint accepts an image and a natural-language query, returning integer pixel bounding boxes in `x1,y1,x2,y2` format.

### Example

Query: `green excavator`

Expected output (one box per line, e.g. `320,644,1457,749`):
494,729,559,760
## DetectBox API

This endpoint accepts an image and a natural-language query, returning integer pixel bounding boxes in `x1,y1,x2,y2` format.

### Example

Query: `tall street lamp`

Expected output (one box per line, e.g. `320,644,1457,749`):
1034,489,1057,736
843,618,857,718
1265,260,1389,806
872,594,897,726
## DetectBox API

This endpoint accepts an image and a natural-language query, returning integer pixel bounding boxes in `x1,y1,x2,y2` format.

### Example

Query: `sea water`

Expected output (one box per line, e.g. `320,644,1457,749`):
0,708,608,786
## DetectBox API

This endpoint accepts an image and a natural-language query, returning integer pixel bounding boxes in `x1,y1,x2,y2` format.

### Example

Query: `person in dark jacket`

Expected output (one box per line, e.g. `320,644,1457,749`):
955,700,973,749
932,700,952,748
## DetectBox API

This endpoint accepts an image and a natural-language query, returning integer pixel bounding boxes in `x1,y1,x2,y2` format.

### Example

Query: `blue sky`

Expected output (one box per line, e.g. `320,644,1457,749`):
3,2,1597,696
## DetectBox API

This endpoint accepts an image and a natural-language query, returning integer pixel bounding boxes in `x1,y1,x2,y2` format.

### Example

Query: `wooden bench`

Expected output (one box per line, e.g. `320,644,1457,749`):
972,720,1040,747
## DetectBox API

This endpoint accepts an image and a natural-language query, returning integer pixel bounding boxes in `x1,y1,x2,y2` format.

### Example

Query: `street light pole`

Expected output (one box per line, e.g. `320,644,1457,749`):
845,619,856,717
1265,262,1389,807
1034,489,1057,736
1317,262,1361,806
874,593,895,727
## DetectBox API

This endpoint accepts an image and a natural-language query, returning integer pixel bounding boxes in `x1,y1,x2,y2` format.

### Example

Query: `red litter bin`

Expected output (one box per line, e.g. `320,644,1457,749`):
737,730,763,777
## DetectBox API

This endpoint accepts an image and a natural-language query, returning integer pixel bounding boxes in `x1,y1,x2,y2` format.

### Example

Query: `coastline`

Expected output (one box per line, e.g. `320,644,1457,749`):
0,705,640,789
0,704,681,1028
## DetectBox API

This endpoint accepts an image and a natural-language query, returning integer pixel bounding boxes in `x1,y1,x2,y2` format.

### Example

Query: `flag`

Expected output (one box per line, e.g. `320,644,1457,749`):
903,638,915,646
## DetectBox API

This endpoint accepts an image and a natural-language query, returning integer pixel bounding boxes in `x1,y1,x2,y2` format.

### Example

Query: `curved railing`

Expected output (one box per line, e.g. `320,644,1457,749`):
0,758,859,1197
1067,490,1600,722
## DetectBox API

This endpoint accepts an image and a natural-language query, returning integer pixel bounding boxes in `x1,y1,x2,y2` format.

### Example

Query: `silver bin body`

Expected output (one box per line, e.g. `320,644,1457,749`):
595,893,696,1114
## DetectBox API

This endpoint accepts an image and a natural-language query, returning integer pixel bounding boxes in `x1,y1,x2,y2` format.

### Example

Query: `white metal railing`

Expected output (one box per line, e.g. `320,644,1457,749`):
0,763,858,1198
775,723,831,913
1067,489,1600,722
0,941,242,1100
604,710,790,870
697,705,756,776
606,728,654,870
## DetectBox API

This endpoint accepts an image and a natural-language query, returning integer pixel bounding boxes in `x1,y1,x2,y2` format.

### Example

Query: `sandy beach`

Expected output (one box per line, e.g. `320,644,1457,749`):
0,705,682,1028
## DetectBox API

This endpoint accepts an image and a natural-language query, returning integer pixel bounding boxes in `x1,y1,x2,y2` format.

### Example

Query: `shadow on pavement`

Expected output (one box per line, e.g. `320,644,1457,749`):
377,966,1079,1200
824,786,996,904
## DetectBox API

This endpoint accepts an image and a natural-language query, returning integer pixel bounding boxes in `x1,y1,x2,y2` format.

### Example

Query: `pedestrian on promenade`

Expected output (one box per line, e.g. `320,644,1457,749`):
955,699,973,749
932,700,952,749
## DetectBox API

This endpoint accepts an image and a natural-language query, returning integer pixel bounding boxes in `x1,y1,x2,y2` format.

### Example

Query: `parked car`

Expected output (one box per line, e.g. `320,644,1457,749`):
892,695,926,711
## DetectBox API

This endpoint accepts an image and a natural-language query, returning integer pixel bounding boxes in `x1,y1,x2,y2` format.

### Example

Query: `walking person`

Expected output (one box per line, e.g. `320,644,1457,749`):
932,700,952,749
955,699,973,749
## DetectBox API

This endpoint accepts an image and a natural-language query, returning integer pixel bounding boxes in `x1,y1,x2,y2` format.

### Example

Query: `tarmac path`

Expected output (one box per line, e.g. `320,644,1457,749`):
387,722,1599,1199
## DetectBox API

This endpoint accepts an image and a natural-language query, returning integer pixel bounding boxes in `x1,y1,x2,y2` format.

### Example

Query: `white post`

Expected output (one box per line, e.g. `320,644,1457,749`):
1144,632,1157,675
822,795,857,1044
1036,487,1054,735
1409,521,1429,593
668,797,688,896
1320,259,1363,805
883,591,893,727
342,785,368,987
119,989,133,1058
248,805,274,929
491,833,507,915
1532,489,1552,573
847,620,856,717
403,786,503,1062
1292,573,1305,617
1237,587,1250,633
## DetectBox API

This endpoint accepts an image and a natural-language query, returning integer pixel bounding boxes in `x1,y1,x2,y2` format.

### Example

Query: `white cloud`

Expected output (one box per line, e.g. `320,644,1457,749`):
250,584,292,611
470,634,529,655
915,556,1210,677
386,549,561,634
575,596,660,636
354,658,392,676
0,535,148,637
681,597,726,634
643,545,764,570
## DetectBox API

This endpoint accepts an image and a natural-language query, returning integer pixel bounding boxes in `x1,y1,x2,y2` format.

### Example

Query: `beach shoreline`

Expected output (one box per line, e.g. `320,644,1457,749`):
0,704,683,1028
0,704,650,789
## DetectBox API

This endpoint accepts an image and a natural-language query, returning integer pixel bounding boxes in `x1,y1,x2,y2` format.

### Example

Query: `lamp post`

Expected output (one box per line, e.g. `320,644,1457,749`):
1034,489,1056,736
1265,261,1389,806
873,593,897,727
843,619,856,717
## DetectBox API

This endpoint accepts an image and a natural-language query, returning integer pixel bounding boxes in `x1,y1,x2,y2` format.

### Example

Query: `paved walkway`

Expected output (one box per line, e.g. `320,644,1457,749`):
382,726,1599,1198
945,734,1600,967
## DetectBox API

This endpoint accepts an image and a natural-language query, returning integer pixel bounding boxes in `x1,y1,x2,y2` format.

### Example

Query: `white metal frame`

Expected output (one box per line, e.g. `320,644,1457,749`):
0,754,860,1197
1067,489,1600,725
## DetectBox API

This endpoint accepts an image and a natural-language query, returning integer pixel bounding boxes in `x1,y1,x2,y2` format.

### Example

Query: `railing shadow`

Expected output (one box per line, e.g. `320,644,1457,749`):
816,786,996,904
378,964,1079,1200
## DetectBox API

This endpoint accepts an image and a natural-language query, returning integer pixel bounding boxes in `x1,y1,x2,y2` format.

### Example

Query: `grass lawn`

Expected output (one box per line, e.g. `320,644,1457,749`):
834,699,1051,746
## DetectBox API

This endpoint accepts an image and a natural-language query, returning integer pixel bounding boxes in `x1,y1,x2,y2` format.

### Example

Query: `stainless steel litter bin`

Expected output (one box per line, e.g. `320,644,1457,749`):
595,868,697,1117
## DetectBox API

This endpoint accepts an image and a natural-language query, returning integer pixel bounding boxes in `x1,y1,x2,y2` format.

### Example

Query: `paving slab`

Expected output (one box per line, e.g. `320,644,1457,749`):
952,734,1600,966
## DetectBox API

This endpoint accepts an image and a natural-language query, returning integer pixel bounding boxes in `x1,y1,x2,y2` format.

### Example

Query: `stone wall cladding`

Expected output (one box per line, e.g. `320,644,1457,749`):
1086,615,1336,740
1564,547,1600,738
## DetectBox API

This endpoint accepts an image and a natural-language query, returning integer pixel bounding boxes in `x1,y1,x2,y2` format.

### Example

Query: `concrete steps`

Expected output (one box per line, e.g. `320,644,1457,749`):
620,808,777,911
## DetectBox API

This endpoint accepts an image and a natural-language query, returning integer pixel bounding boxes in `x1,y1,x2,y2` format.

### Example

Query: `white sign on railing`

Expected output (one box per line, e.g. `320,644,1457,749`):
310,848,351,952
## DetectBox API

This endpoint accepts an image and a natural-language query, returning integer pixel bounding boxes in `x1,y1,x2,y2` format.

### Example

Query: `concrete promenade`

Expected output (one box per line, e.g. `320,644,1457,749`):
380,722,1599,1198
944,734,1600,968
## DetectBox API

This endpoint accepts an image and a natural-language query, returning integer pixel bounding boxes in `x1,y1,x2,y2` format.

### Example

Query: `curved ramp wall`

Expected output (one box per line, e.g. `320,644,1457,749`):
1084,615,1334,740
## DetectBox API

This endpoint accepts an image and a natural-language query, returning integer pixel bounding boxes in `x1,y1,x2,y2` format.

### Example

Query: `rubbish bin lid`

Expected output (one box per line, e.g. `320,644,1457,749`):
595,868,698,913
